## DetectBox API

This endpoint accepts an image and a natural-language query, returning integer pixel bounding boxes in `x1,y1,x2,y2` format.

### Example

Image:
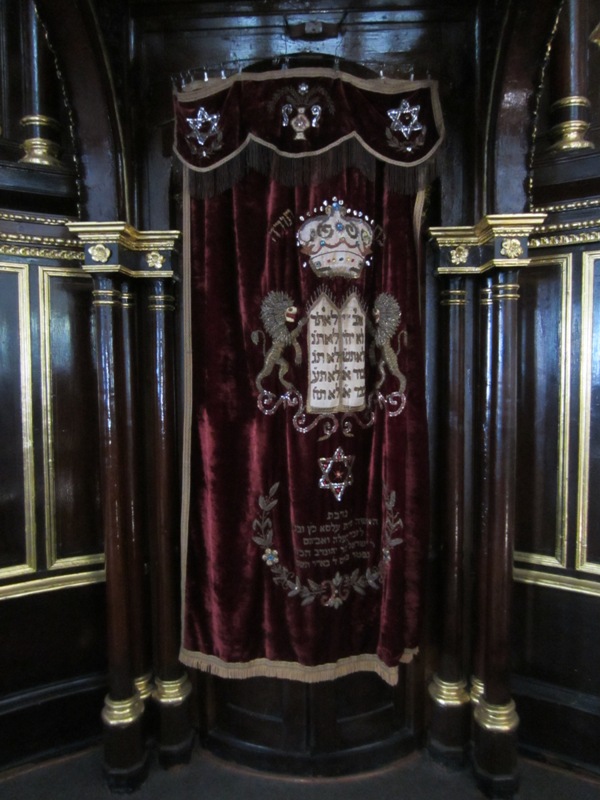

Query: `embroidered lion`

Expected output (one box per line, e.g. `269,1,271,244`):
368,293,407,395
252,291,306,394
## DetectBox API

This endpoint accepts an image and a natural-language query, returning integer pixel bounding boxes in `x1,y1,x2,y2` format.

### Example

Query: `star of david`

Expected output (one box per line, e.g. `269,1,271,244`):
318,447,355,502
186,106,221,146
387,99,423,139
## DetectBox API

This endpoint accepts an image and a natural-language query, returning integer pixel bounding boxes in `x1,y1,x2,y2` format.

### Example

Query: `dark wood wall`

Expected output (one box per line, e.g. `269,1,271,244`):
1,0,600,782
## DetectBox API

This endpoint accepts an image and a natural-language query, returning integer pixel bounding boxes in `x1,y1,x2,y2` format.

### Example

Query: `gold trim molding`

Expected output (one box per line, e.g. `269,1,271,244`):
576,251,600,576
470,676,485,706
0,263,36,580
431,214,546,274
474,698,519,733
514,567,600,598
153,674,192,707
514,255,571,570
428,674,470,707
0,569,105,601
101,692,145,728
134,673,154,702
68,221,180,252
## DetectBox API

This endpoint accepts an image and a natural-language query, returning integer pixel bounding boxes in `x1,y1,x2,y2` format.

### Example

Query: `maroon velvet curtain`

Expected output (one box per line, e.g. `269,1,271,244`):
178,69,435,685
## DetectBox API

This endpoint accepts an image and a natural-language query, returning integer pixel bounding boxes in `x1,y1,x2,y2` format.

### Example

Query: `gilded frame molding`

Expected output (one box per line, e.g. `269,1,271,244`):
513,254,571,570
0,262,37,581
39,266,104,571
576,251,600,576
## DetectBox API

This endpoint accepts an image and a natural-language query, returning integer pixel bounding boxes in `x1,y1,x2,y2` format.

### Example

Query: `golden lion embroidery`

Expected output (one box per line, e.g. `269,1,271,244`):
368,293,407,406
251,291,306,395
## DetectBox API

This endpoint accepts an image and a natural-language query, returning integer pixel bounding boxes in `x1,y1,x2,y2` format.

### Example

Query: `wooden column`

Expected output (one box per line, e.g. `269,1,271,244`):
472,270,520,798
548,0,593,152
70,223,184,789
91,274,147,791
19,0,62,165
428,276,470,765
471,277,493,710
146,277,193,766
121,281,153,705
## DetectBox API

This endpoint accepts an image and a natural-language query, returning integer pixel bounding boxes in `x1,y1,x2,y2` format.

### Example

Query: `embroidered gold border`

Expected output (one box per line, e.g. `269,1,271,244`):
576,251,600,576
513,255,571,569
0,262,36,581
39,267,104,571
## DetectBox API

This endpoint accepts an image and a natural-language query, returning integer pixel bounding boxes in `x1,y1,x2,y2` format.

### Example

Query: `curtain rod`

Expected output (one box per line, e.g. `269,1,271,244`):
173,57,427,92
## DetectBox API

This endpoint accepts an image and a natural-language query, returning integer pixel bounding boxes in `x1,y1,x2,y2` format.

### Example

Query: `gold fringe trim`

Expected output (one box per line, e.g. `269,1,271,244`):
179,648,418,686
178,137,438,199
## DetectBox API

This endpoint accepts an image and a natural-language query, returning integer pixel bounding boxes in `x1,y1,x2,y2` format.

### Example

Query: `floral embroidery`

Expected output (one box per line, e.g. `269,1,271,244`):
251,484,403,609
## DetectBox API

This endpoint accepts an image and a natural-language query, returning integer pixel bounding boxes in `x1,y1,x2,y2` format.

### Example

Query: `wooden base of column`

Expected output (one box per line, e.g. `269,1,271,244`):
153,674,194,768
101,693,148,793
472,699,519,798
427,675,471,767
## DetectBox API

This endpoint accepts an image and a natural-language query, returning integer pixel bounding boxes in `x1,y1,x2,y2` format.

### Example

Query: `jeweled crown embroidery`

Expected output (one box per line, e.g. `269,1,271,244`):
297,198,374,279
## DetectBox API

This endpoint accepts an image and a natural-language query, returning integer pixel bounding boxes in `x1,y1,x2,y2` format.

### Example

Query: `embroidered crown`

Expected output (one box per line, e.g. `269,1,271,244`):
297,198,374,279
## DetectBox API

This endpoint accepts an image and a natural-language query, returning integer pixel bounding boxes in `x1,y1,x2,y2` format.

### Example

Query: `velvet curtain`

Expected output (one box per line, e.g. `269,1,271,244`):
177,68,440,685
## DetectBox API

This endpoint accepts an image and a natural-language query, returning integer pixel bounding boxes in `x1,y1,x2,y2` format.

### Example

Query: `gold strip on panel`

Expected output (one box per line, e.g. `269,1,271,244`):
514,567,600,598
576,252,600,575
0,263,36,580
513,256,571,570
0,569,105,600
39,267,104,572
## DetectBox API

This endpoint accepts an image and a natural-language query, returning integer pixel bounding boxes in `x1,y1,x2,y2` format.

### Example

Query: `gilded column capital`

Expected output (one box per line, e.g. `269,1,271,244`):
67,222,181,278
430,213,546,275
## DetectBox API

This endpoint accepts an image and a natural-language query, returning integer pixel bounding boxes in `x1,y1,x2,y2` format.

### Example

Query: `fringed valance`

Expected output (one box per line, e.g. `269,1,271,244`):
173,67,444,197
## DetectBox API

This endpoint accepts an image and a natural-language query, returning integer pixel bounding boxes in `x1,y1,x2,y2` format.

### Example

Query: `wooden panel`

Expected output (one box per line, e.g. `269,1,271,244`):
39,267,102,568
577,251,600,574
515,257,571,567
0,262,35,578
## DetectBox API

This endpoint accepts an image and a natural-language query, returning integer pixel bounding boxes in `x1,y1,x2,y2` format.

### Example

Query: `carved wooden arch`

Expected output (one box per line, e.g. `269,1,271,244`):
484,0,562,213
35,0,128,221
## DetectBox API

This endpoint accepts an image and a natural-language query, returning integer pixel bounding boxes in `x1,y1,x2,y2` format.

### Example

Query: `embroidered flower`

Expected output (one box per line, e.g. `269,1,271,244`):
262,548,279,566
321,573,350,609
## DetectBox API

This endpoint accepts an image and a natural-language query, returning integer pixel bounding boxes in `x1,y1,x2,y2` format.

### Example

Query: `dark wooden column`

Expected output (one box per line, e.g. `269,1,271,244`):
70,223,184,789
121,281,153,704
472,270,520,798
548,0,593,152
91,274,148,791
146,277,193,766
428,276,470,766
471,277,493,710
19,0,62,165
